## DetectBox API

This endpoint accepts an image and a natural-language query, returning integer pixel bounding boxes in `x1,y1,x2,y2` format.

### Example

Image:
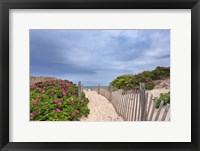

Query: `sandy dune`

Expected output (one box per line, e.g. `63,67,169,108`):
147,88,170,98
80,90,124,121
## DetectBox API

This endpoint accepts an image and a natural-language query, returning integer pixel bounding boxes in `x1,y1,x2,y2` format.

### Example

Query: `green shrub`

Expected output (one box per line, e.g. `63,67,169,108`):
145,81,154,90
111,66,169,90
156,92,170,108
150,66,170,80
30,80,90,121
111,75,134,90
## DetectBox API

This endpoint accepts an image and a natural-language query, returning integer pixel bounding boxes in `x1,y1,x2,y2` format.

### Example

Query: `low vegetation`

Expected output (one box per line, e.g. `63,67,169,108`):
156,92,170,108
111,66,170,90
30,80,90,121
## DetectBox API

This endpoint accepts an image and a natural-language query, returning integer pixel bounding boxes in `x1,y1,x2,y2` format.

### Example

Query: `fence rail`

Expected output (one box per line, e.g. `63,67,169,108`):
97,83,170,121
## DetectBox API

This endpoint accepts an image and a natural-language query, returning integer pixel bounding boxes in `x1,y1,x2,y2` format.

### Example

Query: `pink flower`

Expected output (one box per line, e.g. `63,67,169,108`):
60,81,65,85
62,92,66,96
33,101,39,105
51,91,55,95
72,112,75,117
71,101,74,105
30,111,35,116
56,108,61,113
42,89,45,93
54,100,61,105
76,110,79,113
54,100,59,103
38,96,42,99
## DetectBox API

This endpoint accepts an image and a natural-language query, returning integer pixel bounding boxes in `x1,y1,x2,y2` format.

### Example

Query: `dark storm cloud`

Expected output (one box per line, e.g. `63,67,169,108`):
30,29,170,85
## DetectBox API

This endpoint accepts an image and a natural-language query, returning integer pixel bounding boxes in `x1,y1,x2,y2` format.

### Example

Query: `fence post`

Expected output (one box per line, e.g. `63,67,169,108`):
140,83,147,121
140,83,145,90
78,81,81,99
109,82,112,101
98,84,100,94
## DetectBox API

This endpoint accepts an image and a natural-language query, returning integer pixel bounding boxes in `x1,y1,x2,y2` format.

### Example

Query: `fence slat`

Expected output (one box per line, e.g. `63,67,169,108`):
125,94,130,120
146,95,153,120
149,98,157,121
130,93,136,121
144,92,149,121
118,94,123,115
114,93,119,111
129,94,134,121
121,95,126,119
116,92,121,113
161,104,170,121
140,90,147,121
154,101,164,121
123,95,127,120
126,97,132,121
138,91,141,121
134,91,139,121
129,93,135,121
120,94,125,116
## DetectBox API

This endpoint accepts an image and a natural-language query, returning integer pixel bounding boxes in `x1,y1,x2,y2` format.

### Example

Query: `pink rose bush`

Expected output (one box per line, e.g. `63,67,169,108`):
30,80,90,121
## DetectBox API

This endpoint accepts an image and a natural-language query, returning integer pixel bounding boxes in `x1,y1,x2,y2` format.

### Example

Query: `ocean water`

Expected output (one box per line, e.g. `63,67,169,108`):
83,86,108,90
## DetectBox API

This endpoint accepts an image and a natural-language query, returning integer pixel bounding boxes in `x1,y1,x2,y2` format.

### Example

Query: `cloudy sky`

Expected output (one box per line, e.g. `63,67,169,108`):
30,30,170,86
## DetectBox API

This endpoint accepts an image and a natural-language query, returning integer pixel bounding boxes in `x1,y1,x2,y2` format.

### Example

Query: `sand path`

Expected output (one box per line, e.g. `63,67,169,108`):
80,90,124,121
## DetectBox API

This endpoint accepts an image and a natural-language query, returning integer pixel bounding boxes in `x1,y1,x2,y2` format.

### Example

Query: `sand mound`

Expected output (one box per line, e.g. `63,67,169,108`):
30,76,61,85
154,78,170,89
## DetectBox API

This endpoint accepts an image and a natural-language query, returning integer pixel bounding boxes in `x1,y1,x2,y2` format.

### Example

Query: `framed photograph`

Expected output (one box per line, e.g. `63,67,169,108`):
0,0,199,151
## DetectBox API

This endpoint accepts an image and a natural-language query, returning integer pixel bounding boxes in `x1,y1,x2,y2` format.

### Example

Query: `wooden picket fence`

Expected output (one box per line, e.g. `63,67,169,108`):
96,83,170,121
